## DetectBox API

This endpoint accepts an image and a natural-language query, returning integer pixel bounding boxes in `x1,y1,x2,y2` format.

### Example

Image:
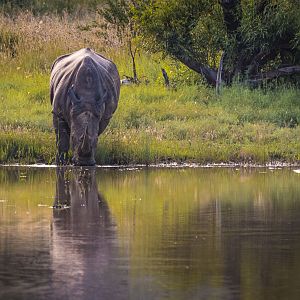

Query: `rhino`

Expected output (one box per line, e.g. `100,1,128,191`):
50,48,120,166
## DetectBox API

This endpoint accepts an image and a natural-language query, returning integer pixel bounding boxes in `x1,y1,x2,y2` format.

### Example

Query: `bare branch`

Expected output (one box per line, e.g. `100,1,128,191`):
247,65,300,86
161,68,170,87
246,50,277,76
128,40,138,82
247,41,295,76
216,52,225,94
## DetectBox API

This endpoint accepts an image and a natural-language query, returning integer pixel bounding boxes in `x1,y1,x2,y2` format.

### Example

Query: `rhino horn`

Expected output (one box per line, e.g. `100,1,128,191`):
80,126,91,155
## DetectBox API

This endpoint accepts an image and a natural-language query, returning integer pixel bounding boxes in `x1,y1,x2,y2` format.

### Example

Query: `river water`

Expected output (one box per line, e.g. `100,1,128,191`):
0,166,300,300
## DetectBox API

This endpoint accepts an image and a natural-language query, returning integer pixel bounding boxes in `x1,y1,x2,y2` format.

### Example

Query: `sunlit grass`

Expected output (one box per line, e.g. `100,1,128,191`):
0,12,300,164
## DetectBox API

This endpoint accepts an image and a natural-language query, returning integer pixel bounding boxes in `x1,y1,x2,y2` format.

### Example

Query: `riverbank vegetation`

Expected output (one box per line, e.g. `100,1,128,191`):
0,2,300,165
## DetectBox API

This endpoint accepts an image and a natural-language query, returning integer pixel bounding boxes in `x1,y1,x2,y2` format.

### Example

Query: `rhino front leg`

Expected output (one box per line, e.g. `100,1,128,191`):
53,115,70,165
98,117,111,135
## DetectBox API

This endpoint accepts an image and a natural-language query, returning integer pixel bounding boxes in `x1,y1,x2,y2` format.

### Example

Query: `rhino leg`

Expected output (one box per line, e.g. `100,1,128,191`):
53,115,70,165
98,117,111,135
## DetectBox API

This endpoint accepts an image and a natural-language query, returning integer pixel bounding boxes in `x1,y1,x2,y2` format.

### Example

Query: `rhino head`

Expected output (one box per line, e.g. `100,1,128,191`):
68,57,106,166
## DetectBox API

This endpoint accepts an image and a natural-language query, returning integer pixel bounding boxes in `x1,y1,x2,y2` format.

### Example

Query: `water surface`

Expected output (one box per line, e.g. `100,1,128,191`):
0,167,300,299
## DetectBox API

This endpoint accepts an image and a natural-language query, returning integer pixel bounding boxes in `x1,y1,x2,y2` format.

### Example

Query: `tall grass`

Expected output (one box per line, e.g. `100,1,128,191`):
0,12,299,165
0,12,111,72
0,0,100,14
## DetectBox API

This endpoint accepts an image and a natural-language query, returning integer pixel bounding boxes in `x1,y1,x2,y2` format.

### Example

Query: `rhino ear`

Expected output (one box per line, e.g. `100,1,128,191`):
68,85,80,104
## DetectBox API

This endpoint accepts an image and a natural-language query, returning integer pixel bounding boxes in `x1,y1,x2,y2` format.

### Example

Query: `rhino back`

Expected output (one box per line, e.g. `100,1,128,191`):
50,48,120,124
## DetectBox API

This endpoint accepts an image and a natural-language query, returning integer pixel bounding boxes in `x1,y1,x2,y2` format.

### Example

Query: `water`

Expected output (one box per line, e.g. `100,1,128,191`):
1,166,300,300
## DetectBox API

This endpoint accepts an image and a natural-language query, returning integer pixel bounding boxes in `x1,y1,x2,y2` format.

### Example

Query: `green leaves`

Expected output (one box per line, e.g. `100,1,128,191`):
99,0,131,29
131,0,300,84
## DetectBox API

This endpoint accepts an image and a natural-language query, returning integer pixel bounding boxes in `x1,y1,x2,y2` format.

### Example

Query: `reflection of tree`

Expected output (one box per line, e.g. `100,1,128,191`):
102,168,300,299
103,169,233,298
51,167,129,299
1,167,300,299
0,168,55,300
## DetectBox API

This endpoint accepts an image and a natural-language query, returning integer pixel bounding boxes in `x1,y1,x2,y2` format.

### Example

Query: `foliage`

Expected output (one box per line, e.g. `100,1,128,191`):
99,0,141,81
132,0,300,86
99,0,131,31
0,0,100,14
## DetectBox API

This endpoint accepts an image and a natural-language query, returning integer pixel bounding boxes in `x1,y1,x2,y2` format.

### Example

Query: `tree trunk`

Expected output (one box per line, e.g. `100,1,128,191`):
129,40,138,83
175,54,217,86
216,52,225,94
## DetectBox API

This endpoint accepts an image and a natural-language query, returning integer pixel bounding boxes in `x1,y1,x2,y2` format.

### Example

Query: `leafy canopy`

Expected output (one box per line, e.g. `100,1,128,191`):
131,0,300,85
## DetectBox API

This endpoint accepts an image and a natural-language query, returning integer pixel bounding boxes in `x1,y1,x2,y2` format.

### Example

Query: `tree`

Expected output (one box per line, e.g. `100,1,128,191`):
132,0,300,86
99,0,140,82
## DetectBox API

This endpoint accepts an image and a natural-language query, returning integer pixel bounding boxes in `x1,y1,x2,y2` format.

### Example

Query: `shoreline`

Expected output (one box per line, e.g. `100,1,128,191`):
1,161,300,169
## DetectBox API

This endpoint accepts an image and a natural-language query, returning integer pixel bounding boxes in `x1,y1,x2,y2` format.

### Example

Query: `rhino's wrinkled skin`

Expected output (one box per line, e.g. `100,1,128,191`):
50,48,120,166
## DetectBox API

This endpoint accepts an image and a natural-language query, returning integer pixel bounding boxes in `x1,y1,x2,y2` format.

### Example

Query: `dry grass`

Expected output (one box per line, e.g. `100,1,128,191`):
0,11,124,72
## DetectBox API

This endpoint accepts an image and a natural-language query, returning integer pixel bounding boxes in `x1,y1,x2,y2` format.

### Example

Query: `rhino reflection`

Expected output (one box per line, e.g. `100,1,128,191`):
51,168,128,300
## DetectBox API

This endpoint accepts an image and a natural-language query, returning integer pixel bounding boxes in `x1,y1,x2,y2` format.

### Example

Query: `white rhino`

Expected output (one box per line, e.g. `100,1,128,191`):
50,48,120,165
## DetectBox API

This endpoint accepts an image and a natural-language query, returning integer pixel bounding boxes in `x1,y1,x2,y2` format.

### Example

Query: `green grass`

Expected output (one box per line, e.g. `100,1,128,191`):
0,12,299,165
0,68,300,165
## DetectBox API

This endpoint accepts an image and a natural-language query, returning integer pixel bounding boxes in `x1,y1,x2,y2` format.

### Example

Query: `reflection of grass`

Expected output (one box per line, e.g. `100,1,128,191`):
0,167,56,221
100,168,300,293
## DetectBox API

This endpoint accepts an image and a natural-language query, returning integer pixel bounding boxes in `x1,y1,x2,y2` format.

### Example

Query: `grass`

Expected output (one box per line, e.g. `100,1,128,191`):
0,12,300,165
1,70,300,165
100,84,300,164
